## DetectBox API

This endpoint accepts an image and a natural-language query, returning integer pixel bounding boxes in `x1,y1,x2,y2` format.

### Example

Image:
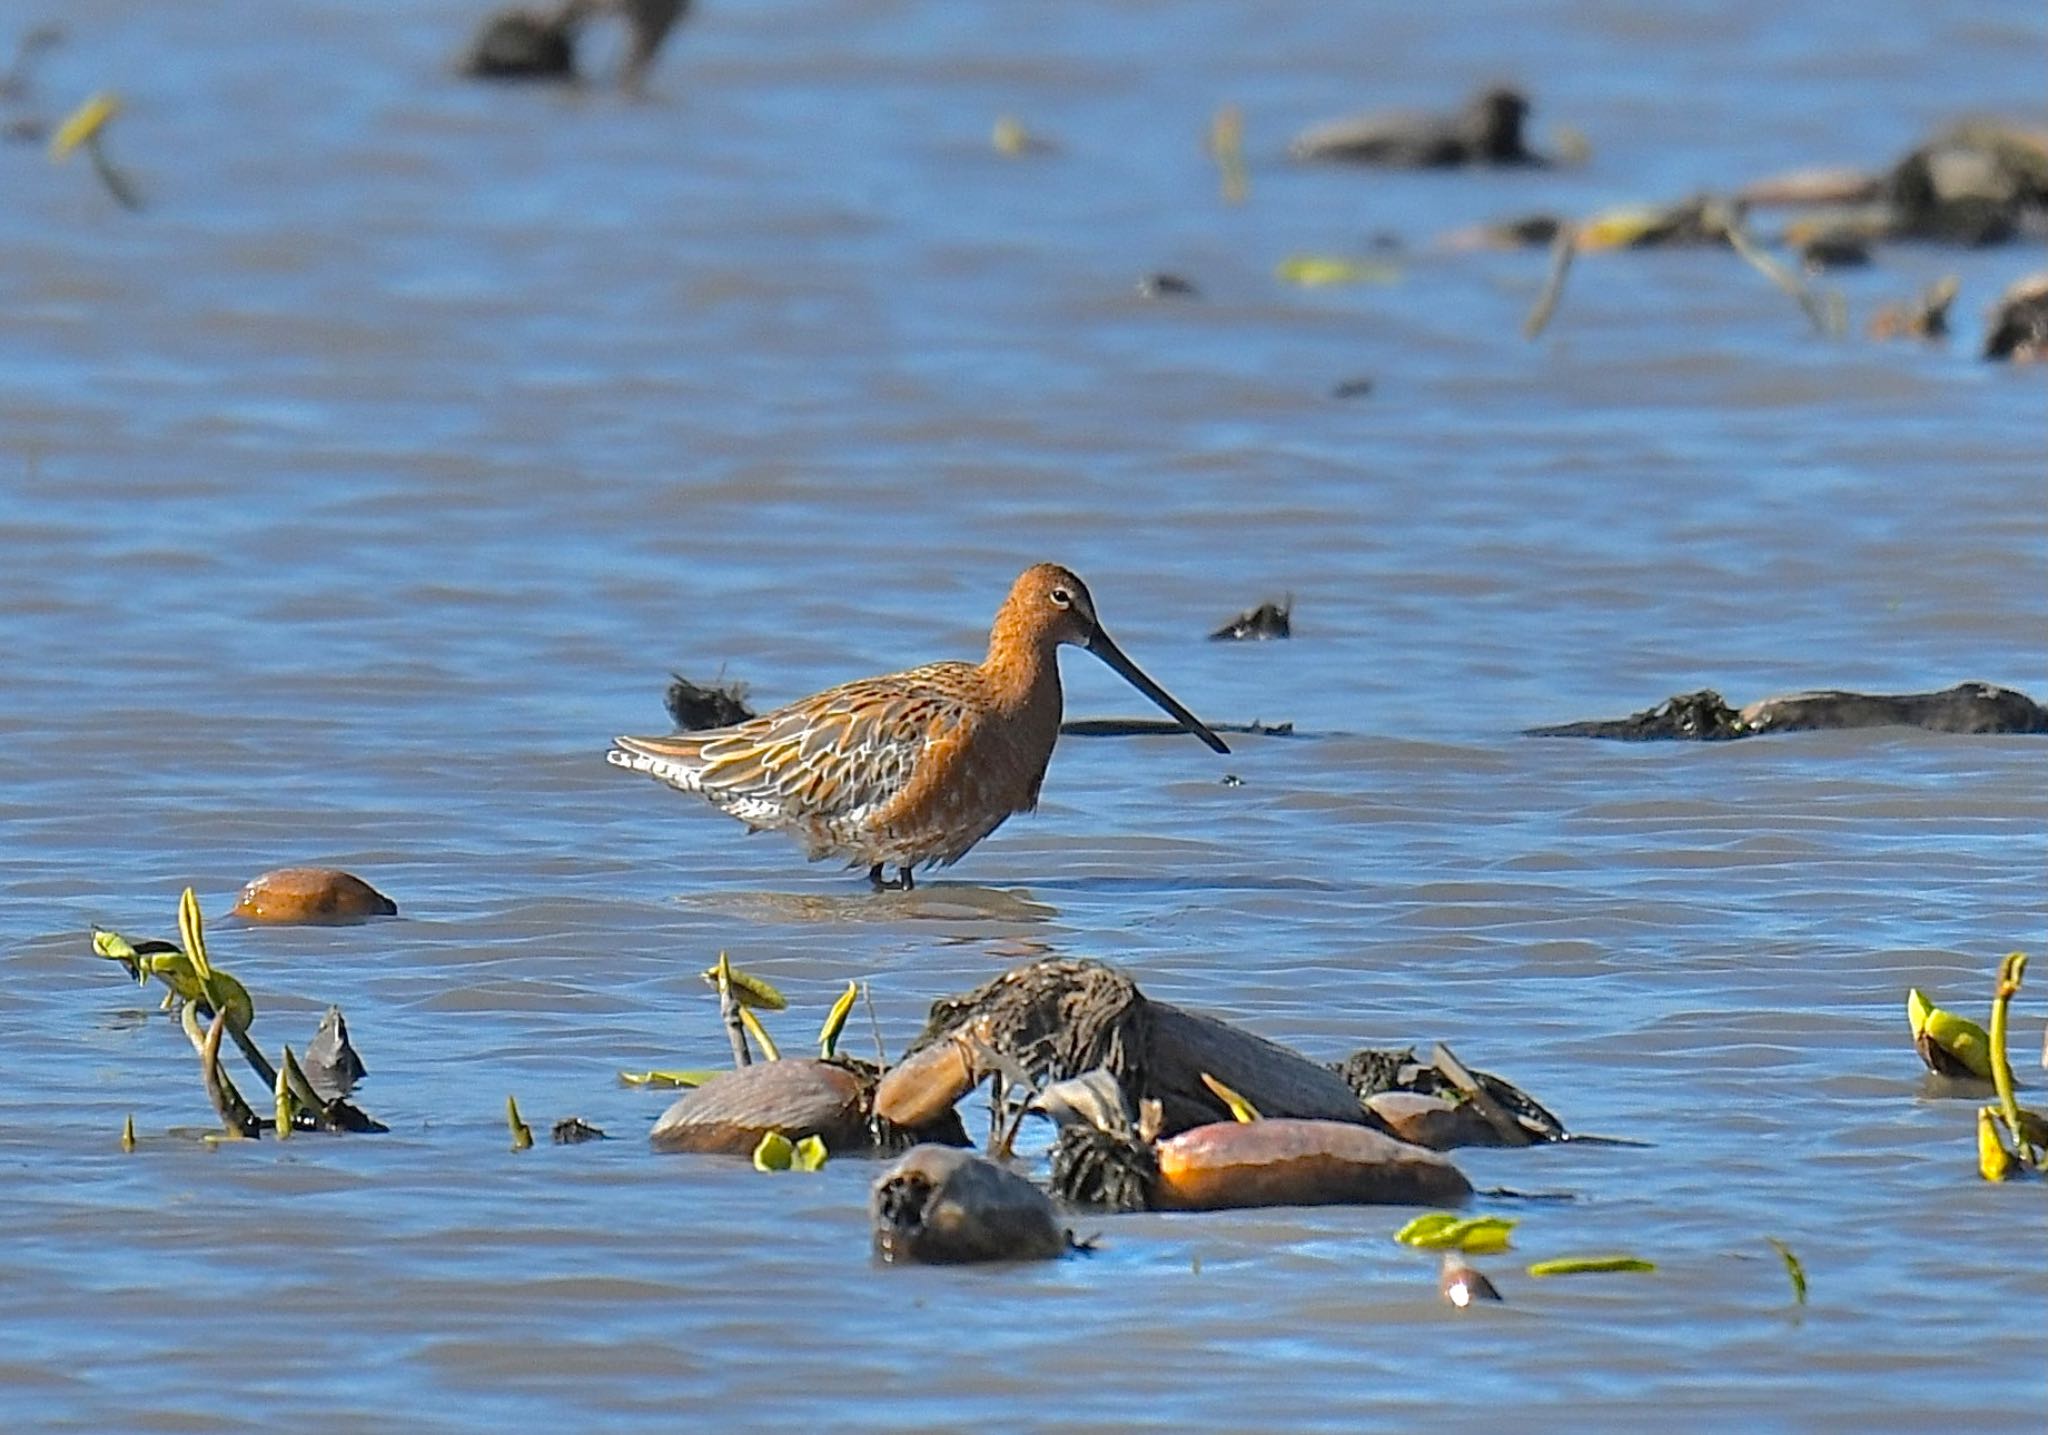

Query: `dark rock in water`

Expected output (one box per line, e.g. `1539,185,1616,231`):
1137,272,1199,299
1982,271,2048,362
1739,682,2048,735
1528,682,2048,739
1796,228,1871,270
1293,86,1544,168
1209,597,1292,641
1883,122,2048,246
1526,690,1747,740
461,0,688,90
551,1116,608,1143
460,6,580,80
871,1146,1067,1264
303,1005,367,1100
664,673,755,731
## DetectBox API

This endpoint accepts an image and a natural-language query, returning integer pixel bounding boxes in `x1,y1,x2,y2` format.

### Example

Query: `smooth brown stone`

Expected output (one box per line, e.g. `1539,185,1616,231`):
232,868,397,924
649,1060,868,1155
1153,1119,1471,1211
870,1145,1066,1264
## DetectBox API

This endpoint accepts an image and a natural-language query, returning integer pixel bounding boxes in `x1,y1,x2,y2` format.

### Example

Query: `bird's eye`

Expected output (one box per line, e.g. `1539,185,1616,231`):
1049,587,1072,609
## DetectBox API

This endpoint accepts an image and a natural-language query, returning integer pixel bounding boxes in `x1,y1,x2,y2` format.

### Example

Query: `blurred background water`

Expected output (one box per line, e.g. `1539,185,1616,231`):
1,1,2043,1429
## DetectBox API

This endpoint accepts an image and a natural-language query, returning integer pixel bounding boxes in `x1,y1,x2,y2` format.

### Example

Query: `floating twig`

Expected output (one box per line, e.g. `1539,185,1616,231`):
1521,223,1578,341
1716,216,1839,337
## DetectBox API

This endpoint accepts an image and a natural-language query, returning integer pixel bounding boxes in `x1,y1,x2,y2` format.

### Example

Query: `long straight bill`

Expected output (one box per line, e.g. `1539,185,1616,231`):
1085,628,1231,754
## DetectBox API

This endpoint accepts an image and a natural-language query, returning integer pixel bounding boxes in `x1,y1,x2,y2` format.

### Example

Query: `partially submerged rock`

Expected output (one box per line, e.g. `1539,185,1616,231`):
1982,271,2048,362
1526,683,2048,740
460,0,687,91
664,673,755,731
879,959,1369,1140
1882,121,2048,245
1152,1119,1472,1211
870,1146,1068,1264
232,868,397,924
1210,598,1292,641
302,1005,367,1100
1292,87,1544,168
651,1057,967,1156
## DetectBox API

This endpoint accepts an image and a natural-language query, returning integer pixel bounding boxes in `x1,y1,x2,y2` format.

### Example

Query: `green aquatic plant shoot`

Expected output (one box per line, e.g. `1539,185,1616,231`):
1987,953,2035,1171
817,981,859,1058
1199,1072,1261,1123
704,953,786,1011
1907,987,1995,1080
1977,1106,2016,1182
753,1132,828,1172
1526,1256,1656,1277
1275,254,1400,288
507,1095,534,1151
1395,1213,1519,1254
120,1114,135,1152
739,1004,781,1062
619,1069,718,1088
1766,1238,1807,1305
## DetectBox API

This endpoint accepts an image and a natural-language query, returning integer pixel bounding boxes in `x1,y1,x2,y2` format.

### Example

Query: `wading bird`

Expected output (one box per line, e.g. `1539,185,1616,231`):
608,564,1229,888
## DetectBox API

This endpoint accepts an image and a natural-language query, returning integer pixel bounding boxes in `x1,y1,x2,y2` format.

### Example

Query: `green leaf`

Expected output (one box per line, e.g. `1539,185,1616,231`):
817,981,859,1058
704,952,786,1010
752,1131,795,1171
1200,1072,1261,1123
506,1095,533,1151
1394,1212,1462,1248
1275,254,1400,288
791,1135,829,1172
739,1005,781,1062
1396,1214,1519,1253
1765,1238,1806,1305
619,1069,720,1088
1526,1256,1656,1277
1909,989,1994,1080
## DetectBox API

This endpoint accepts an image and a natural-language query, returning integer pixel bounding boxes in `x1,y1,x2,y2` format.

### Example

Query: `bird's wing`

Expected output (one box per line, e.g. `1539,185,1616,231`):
614,663,979,821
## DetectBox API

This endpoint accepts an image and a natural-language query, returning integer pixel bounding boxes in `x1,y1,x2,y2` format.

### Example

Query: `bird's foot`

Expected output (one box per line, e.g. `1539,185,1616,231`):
867,864,916,892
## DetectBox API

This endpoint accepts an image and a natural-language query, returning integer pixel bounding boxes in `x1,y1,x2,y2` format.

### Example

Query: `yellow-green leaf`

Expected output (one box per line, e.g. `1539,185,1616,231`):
120,1114,136,1152
49,91,119,161
619,1069,719,1088
704,953,786,1010
1575,206,1667,251
1275,254,1400,288
274,1057,295,1141
1765,1238,1806,1305
507,1094,533,1151
752,1131,794,1171
178,887,210,980
1906,987,1934,1041
1526,1256,1656,1277
739,1005,781,1062
1918,1003,1995,1081
1395,1213,1518,1253
791,1135,828,1171
817,981,859,1058
142,954,255,1033
1200,1072,1261,1123
1978,1106,2016,1182
92,927,139,962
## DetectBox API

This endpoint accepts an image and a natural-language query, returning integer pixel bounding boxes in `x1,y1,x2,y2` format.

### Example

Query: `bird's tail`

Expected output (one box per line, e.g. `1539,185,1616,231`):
607,733,710,792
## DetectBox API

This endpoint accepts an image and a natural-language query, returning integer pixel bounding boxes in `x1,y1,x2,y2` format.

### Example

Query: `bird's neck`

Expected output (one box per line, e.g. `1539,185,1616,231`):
980,626,1063,718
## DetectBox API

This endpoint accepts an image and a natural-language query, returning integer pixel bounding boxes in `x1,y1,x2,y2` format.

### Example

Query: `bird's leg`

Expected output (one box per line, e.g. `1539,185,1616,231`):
897,865,916,891
867,863,887,890
868,864,915,892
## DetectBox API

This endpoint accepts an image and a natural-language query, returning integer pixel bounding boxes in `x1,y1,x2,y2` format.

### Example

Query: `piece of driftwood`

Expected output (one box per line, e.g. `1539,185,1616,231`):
870,1146,1068,1264
881,960,1369,1140
1527,682,2048,740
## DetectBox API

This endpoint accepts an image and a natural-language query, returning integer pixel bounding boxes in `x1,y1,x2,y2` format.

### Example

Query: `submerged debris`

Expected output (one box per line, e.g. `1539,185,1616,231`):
1209,598,1292,642
233,867,397,924
461,0,688,91
1527,682,2048,740
1292,86,1545,168
1137,272,1199,299
303,1005,368,1100
1982,271,2048,362
1868,276,1959,343
664,672,756,731
552,1117,608,1144
871,1145,1069,1264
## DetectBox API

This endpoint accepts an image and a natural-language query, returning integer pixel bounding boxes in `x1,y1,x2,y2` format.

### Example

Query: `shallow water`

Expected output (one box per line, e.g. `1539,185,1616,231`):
2,0,2044,1429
